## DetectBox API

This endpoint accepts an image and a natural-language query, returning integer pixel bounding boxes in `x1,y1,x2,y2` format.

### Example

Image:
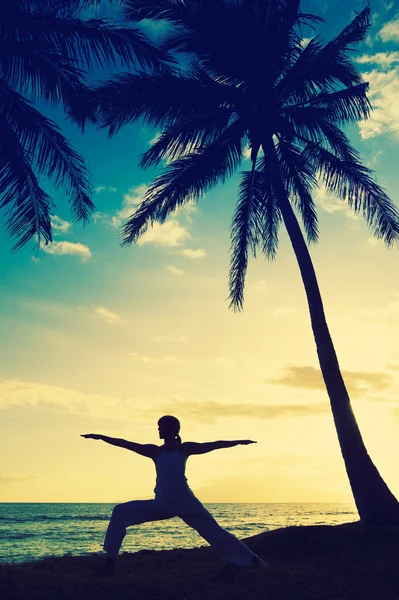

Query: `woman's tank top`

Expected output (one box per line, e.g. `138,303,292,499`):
153,450,204,515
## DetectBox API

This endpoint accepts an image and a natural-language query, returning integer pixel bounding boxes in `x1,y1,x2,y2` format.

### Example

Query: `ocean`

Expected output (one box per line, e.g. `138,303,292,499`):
0,502,358,564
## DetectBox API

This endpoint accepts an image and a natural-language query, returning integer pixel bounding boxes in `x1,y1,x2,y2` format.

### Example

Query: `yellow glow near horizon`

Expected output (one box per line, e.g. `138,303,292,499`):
2,221,399,505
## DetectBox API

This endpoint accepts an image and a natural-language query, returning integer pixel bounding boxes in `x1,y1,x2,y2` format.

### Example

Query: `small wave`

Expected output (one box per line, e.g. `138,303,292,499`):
235,522,267,527
0,515,109,523
2,532,40,540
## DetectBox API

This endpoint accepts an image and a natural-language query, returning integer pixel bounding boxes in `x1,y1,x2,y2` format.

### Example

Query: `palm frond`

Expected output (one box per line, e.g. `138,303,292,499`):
284,90,370,162
122,0,192,23
310,7,371,89
94,71,228,135
4,10,168,72
229,160,265,311
161,0,302,85
0,116,54,251
140,109,234,168
0,39,89,108
19,1,110,16
0,79,94,223
275,36,327,101
262,185,282,260
276,9,370,104
295,120,360,163
276,140,318,243
326,6,371,51
254,155,282,260
64,85,99,132
122,119,245,245
285,83,371,123
305,144,399,246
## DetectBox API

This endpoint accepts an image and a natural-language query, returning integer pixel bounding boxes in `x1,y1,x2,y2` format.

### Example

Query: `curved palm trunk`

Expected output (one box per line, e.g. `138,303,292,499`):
266,139,399,525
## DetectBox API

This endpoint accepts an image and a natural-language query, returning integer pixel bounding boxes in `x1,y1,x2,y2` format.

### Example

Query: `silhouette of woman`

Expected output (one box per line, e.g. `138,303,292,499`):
81,415,267,575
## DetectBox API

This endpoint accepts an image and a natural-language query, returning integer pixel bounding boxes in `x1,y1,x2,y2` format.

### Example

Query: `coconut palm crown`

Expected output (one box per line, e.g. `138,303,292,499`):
86,0,399,524
0,0,167,250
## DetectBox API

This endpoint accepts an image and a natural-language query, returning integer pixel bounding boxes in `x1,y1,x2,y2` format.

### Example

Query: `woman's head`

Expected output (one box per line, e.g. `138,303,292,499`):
158,415,181,444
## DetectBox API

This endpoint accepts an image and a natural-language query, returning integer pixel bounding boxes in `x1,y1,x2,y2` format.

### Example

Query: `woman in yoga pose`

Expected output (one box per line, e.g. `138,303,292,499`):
81,415,267,575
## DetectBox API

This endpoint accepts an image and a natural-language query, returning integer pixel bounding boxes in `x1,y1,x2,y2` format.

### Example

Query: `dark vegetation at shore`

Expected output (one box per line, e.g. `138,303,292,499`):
1,523,399,599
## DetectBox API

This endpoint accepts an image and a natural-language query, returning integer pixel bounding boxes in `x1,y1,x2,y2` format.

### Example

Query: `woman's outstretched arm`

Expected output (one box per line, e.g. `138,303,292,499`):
81,434,158,459
183,440,256,456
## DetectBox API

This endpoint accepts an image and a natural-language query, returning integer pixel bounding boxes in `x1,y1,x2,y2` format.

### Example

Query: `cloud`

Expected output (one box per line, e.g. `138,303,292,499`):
138,219,191,247
269,366,325,391
356,51,399,66
313,182,349,215
179,248,206,259
0,473,41,485
110,186,195,244
111,184,148,228
313,179,360,221
149,132,161,145
269,365,394,398
171,399,329,421
42,241,91,261
0,379,329,422
252,280,268,295
242,144,252,160
93,306,124,324
95,185,117,193
365,149,383,167
51,215,71,233
93,211,109,223
378,16,399,41
166,265,184,275
110,184,192,246
173,200,198,222
0,380,129,418
358,68,399,138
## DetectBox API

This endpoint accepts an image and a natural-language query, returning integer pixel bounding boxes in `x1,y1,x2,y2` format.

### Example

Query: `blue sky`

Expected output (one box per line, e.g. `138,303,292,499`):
1,0,399,503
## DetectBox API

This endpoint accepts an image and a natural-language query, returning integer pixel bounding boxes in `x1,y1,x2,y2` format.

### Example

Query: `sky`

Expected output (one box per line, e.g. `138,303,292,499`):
1,0,399,504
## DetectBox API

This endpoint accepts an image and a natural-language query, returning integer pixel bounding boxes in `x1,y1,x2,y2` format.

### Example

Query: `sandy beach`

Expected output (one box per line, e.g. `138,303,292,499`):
1,522,398,600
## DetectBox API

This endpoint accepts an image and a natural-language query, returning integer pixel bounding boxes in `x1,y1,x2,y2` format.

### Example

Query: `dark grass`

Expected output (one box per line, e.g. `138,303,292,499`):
1,522,399,599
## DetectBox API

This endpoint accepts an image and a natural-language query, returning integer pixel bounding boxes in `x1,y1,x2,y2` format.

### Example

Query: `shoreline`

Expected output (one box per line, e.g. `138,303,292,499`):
1,522,399,599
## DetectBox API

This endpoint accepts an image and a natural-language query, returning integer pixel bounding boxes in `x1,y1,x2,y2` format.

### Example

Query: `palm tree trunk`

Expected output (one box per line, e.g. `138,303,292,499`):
265,138,399,525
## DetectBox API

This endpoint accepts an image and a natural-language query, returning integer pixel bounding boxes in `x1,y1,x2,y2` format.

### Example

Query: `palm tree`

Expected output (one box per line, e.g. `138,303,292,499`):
0,0,166,250
85,0,399,524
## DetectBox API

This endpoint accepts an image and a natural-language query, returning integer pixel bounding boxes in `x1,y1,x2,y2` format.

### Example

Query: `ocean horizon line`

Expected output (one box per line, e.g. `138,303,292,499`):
0,500,355,505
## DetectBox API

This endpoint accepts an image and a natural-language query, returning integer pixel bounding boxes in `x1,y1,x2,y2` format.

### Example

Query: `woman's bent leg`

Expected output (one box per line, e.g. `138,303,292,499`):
103,499,173,558
181,508,260,567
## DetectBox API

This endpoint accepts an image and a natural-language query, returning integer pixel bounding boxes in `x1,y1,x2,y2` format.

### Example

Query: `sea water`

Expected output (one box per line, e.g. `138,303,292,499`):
0,502,357,564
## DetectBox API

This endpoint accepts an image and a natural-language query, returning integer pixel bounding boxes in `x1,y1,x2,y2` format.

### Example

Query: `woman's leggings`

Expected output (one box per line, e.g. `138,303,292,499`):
103,499,255,566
